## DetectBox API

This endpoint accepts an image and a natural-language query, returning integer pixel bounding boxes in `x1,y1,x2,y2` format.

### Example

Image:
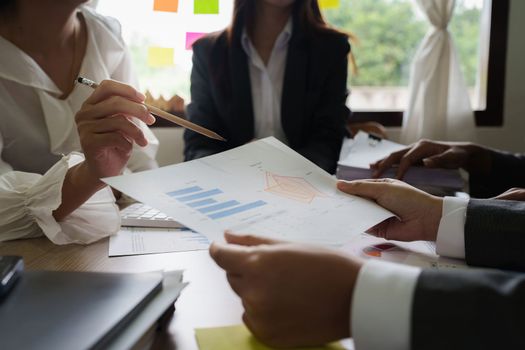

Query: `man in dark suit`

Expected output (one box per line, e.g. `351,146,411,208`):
210,179,525,349
184,1,350,174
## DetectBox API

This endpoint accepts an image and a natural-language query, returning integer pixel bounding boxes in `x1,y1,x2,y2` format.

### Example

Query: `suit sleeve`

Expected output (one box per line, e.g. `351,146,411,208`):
470,151,525,198
184,39,229,161
294,40,350,174
412,268,525,350
464,199,525,271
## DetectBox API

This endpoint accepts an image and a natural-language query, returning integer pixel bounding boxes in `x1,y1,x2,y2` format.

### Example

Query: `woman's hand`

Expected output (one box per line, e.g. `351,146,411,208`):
75,80,155,182
370,139,490,180
338,179,443,242
210,232,361,348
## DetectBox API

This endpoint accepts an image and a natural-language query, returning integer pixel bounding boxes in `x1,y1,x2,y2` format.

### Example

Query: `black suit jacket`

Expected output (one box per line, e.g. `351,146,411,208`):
470,150,525,198
412,199,525,349
184,16,350,173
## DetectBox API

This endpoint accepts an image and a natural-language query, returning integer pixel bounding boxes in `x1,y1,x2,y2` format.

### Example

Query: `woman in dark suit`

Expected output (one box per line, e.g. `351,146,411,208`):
184,0,351,173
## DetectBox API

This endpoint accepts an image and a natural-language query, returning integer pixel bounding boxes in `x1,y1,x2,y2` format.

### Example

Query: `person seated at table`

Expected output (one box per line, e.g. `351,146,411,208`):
184,0,353,173
370,139,525,198
210,179,525,349
0,0,158,244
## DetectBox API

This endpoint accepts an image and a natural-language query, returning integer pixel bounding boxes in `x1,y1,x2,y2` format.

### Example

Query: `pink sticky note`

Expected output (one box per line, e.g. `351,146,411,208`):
185,32,207,50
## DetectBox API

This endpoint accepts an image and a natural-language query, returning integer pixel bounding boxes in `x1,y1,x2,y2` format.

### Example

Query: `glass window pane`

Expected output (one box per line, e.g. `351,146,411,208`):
322,0,485,111
95,1,234,100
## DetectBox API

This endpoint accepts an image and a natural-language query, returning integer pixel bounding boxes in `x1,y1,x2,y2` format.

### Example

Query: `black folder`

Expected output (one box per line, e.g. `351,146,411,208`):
0,270,163,350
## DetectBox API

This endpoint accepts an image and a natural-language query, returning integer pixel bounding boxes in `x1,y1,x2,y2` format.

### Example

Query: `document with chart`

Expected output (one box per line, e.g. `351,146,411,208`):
104,137,394,245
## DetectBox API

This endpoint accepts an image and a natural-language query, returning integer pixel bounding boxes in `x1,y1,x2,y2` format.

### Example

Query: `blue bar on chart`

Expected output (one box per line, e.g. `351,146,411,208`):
177,189,223,202
198,200,240,214
208,200,267,220
187,198,217,208
166,186,202,197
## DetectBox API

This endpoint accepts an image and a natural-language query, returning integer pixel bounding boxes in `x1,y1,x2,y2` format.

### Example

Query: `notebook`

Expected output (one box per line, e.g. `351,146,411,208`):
0,270,163,350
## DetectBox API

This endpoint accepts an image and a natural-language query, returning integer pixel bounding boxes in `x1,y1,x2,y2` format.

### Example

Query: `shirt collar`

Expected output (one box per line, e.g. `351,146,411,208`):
0,36,62,95
241,17,293,57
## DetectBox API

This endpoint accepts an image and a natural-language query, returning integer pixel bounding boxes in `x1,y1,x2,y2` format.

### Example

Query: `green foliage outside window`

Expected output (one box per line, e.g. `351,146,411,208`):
322,0,481,87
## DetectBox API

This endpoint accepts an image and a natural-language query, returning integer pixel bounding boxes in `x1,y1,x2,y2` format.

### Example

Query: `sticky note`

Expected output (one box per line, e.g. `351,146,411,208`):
153,0,179,12
185,32,207,50
147,47,174,67
319,0,340,9
195,324,344,350
194,0,219,14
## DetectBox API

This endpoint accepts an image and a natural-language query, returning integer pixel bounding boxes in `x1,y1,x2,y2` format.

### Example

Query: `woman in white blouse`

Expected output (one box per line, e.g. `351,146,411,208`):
0,0,159,244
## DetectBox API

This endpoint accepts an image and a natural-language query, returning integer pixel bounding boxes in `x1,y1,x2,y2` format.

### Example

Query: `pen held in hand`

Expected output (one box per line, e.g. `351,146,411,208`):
76,77,227,142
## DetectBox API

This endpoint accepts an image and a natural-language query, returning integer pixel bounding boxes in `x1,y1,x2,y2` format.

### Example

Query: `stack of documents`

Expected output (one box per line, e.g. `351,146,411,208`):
109,227,209,257
104,137,394,246
337,132,464,194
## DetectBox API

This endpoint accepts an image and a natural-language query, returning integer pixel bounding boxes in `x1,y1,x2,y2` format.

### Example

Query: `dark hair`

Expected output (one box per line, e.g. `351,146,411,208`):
228,0,358,74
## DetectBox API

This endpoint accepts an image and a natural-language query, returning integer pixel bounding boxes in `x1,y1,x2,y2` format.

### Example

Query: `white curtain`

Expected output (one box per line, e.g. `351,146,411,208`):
401,0,476,144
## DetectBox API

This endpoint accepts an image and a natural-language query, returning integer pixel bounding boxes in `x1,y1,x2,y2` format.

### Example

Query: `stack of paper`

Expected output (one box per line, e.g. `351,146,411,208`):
337,132,464,194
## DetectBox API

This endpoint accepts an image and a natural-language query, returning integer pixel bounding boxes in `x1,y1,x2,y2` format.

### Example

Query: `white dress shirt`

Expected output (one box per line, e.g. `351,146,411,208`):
241,18,292,144
0,6,158,245
352,196,469,349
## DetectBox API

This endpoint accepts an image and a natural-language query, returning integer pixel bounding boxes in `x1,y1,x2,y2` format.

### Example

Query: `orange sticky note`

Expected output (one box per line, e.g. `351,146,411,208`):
154,0,179,13
319,0,340,9
148,47,174,67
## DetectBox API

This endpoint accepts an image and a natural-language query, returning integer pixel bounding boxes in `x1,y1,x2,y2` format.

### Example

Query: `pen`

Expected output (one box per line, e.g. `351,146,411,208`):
76,77,227,142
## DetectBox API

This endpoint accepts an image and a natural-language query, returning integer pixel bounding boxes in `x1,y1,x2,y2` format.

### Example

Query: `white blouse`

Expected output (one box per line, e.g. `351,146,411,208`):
241,18,292,144
0,6,159,245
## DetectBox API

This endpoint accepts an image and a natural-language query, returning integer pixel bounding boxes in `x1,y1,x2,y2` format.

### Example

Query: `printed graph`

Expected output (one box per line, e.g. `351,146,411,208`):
264,172,327,203
166,186,266,220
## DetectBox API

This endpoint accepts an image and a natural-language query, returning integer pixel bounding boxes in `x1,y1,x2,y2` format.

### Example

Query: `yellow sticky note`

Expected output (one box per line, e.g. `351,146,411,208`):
319,0,340,9
195,324,345,350
147,47,174,67
153,0,179,12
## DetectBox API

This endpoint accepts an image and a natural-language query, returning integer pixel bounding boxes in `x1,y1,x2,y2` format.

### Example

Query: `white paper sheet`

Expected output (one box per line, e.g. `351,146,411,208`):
108,227,209,257
338,131,406,168
104,137,394,245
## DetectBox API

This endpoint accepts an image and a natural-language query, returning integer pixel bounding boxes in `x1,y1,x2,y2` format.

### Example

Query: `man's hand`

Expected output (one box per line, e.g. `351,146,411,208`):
370,139,491,180
338,179,443,241
210,232,362,348
493,188,525,201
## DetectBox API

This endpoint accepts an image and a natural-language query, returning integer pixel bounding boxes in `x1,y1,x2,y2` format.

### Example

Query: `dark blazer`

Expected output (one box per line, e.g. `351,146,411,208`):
412,199,525,349
184,15,350,173
470,151,525,198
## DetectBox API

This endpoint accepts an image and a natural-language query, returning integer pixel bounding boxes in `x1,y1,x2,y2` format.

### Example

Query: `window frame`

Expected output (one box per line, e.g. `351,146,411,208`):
350,0,510,127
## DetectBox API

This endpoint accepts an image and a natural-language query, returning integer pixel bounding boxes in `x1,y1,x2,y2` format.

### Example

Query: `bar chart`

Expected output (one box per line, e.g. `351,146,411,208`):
166,186,267,220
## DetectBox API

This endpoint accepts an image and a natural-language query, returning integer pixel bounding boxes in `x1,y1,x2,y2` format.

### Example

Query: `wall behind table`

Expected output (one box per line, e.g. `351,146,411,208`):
388,0,525,152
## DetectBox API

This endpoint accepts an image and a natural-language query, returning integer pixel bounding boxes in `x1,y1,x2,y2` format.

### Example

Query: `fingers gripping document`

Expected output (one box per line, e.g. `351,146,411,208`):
103,137,394,245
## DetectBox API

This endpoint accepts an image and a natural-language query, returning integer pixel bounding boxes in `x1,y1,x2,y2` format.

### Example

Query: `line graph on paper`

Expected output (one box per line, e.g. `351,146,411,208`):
264,172,328,204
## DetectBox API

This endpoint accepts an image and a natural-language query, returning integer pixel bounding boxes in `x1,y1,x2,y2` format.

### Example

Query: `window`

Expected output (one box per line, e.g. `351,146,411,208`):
322,0,509,126
95,0,509,127
95,1,234,101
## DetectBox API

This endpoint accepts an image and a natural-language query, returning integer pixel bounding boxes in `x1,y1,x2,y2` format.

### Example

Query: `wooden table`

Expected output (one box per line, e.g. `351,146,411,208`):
0,237,244,349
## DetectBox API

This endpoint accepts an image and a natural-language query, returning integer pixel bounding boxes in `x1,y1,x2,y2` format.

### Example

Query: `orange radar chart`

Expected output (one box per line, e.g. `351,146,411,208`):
264,172,327,203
